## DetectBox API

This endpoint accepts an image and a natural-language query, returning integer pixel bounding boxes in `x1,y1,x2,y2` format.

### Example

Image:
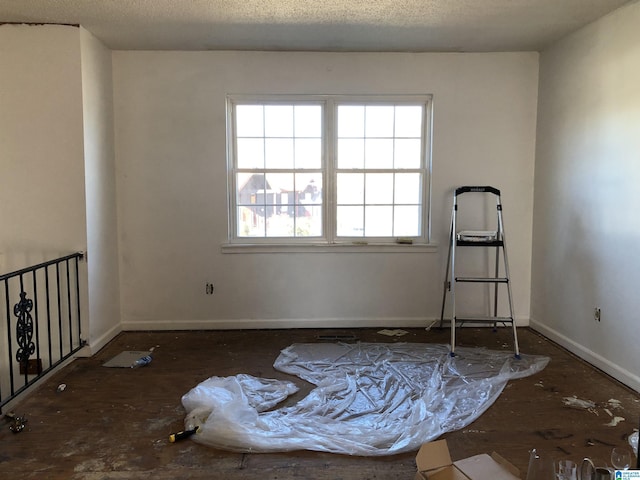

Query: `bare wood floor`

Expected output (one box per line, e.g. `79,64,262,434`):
1,327,638,479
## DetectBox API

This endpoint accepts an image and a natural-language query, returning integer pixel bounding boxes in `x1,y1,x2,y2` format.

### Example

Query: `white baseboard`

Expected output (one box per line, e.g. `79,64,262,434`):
123,317,433,331
122,316,530,331
530,318,640,392
84,322,123,355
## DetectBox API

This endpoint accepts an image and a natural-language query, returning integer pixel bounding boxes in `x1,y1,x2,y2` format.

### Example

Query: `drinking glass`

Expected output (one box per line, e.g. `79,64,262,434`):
557,459,577,480
611,446,631,470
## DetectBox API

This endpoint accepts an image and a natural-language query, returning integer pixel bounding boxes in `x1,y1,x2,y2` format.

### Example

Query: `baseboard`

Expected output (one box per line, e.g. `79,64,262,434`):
530,318,640,392
122,316,530,331
122,317,433,331
85,322,123,355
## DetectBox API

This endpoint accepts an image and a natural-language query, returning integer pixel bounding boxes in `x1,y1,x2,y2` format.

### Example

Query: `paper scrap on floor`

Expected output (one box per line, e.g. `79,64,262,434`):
102,351,151,368
181,343,549,456
377,328,409,336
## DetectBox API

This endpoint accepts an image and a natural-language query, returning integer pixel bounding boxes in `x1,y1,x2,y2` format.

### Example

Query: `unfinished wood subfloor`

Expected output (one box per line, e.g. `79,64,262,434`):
1,327,638,479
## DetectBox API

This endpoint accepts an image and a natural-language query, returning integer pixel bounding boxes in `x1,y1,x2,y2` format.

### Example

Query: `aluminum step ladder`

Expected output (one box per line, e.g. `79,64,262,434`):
439,186,520,358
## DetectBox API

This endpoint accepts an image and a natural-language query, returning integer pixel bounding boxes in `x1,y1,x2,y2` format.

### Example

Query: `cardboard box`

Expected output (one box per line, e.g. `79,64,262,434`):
415,439,521,480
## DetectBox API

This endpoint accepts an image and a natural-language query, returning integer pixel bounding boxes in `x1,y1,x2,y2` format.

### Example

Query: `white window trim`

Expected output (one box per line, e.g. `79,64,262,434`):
225,94,434,251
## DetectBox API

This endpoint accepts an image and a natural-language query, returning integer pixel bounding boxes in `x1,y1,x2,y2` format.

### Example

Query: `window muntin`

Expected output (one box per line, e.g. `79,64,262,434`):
228,96,431,244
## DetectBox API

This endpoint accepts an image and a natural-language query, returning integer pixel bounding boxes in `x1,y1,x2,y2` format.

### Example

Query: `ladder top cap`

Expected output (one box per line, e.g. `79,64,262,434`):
455,186,500,196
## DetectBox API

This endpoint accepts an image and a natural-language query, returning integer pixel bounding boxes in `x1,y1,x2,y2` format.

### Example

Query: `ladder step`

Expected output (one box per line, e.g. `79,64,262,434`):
456,240,503,247
455,277,509,283
455,316,514,323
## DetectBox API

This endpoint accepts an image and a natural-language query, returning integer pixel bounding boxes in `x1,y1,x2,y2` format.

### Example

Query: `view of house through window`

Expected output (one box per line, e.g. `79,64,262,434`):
228,96,431,243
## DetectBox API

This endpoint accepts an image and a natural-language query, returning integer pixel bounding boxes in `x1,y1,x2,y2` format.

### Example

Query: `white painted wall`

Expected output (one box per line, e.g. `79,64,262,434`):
112,51,539,330
0,24,122,357
80,27,122,352
0,24,87,265
531,1,640,390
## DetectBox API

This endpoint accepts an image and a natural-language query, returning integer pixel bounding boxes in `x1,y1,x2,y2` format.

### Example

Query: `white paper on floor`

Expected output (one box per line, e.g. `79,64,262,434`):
181,343,549,456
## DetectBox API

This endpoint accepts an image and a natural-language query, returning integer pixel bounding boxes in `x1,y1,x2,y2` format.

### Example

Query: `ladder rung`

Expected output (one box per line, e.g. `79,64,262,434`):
454,316,514,323
456,240,503,247
455,277,509,283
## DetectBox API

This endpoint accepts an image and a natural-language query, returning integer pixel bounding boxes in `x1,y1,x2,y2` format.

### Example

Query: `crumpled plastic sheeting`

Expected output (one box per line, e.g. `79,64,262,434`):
181,343,549,456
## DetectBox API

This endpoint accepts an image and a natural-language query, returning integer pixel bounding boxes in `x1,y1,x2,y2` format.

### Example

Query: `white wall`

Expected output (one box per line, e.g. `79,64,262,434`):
531,0,640,390
0,24,121,356
113,51,539,330
0,23,91,342
80,27,122,352
0,24,87,266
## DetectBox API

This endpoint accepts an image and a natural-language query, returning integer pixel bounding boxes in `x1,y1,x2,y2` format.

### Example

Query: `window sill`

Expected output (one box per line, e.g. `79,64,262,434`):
221,242,438,254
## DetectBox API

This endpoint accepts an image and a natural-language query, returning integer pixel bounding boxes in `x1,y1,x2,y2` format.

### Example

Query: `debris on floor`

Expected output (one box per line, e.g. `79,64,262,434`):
130,354,153,369
629,431,638,451
606,398,623,410
424,320,438,331
377,329,408,337
169,426,200,443
5,412,28,433
315,334,358,342
604,415,625,427
102,350,154,368
562,395,628,424
181,342,549,456
562,396,596,411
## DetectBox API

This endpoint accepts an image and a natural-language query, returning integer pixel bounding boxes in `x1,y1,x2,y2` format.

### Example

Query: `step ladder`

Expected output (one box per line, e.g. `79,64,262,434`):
439,186,520,358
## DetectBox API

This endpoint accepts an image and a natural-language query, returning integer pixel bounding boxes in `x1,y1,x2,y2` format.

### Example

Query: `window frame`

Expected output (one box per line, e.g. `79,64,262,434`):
226,94,433,247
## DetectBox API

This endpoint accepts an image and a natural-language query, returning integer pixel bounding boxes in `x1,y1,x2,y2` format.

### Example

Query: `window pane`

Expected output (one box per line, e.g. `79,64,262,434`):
337,173,364,205
237,138,264,168
296,173,322,205
266,211,293,237
338,106,364,137
265,172,294,193
338,139,364,169
265,138,294,169
295,138,321,169
365,206,393,236
337,206,364,236
296,174,322,236
394,139,422,169
365,173,393,204
365,106,394,138
295,105,321,137
395,106,422,137
364,139,393,169
236,105,264,137
394,206,421,236
394,173,421,204
236,173,265,206
295,208,322,236
237,206,265,237
265,105,293,137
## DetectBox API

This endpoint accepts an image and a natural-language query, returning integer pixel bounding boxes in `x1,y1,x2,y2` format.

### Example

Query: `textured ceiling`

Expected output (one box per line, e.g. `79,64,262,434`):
0,0,632,51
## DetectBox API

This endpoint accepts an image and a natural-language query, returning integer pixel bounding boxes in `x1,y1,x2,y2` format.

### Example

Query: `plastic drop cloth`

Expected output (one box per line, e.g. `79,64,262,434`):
181,343,549,456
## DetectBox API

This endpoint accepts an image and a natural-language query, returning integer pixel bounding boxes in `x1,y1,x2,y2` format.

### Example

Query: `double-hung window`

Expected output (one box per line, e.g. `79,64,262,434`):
227,95,432,245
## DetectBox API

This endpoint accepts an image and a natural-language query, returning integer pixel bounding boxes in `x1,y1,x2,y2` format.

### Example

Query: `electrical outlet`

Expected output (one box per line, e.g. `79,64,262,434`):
205,283,215,295
594,307,601,322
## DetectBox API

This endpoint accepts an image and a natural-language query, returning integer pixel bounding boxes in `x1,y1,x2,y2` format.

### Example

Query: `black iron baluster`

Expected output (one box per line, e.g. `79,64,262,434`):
5,279,15,396
15,275,35,385
66,259,73,352
56,262,62,359
75,255,83,347
32,270,41,376
45,265,52,369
